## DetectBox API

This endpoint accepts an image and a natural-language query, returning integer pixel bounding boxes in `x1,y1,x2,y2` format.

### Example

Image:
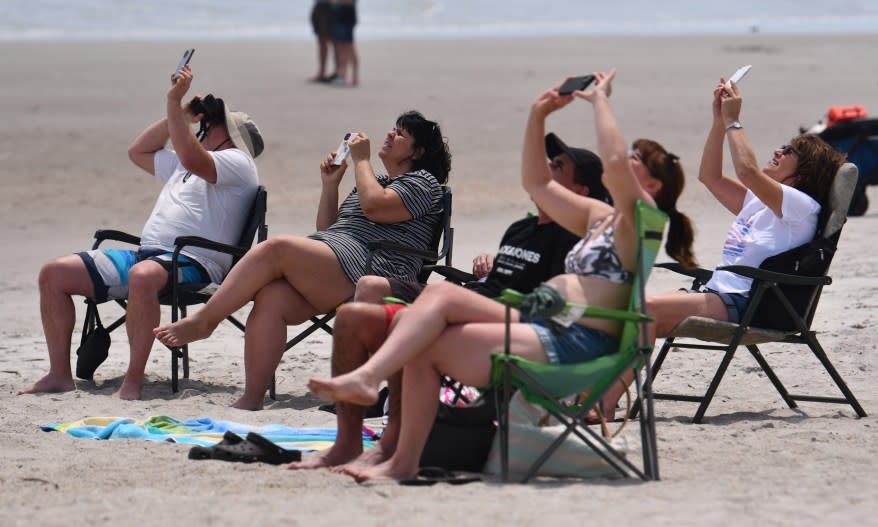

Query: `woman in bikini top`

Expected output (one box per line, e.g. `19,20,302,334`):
564,215,634,285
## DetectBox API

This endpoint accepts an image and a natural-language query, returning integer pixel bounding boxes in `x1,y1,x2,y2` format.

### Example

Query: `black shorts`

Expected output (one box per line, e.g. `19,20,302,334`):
311,2,334,38
387,278,426,303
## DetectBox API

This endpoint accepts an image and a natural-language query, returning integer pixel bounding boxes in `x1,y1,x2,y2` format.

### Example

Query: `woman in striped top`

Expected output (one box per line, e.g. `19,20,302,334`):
154,110,451,410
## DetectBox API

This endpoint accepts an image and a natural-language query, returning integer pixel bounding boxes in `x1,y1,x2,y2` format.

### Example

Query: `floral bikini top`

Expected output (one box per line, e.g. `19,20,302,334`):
564,216,634,285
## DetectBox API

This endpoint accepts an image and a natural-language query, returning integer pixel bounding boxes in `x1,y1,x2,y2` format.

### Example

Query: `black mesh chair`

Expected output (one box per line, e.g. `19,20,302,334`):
77,185,268,392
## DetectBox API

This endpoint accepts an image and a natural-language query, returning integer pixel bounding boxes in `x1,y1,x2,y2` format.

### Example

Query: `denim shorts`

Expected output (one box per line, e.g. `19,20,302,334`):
702,288,750,323
526,317,618,365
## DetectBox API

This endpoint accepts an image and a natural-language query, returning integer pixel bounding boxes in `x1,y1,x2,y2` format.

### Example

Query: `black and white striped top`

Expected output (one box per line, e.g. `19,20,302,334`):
309,170,443,282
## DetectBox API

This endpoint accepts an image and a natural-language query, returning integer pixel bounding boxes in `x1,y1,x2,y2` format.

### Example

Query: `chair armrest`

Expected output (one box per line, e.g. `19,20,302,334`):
365,240,438,261
716,265,833,286
93,229,141,247
172,236,248,259
655,262,714,283
499,288,653,324
425,264,476,284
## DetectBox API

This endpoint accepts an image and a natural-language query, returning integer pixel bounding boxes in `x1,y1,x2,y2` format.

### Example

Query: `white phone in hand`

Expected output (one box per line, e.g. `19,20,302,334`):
725,64,752,88
332,132,357,165
172,48,195,81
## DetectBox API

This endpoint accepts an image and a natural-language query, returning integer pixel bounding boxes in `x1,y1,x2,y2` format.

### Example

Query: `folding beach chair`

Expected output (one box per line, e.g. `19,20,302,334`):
490,201,667,482
77,186,268,392
268,185,454,399
818,117,878,216
642,163,867,423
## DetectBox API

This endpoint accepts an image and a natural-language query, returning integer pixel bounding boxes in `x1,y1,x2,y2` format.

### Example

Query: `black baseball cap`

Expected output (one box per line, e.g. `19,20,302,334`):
545,133,610,204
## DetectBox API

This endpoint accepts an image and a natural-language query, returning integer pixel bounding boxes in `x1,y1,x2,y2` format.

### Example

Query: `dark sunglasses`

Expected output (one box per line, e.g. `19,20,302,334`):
779,144,797,156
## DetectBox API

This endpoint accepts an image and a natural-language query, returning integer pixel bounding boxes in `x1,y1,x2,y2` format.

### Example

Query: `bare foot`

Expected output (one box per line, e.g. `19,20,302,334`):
329,442,389,474
289,443,363,470
113,378,143,400
341,459,417,483
231,396,264,411
18,374,75,395
153,317,216,347
308,373,380,407
584,402,617,425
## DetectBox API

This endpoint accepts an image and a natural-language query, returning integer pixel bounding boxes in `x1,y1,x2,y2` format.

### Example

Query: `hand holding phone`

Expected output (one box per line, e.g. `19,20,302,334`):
332,132,357,166
725,64,752,89
172,48,196,81
558,74,596,96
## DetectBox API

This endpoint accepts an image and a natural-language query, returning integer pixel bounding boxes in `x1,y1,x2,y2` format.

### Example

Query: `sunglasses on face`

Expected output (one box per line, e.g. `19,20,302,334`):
779,144,797,156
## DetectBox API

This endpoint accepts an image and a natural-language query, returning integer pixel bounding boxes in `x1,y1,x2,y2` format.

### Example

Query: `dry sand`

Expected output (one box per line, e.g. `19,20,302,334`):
1,34,877,525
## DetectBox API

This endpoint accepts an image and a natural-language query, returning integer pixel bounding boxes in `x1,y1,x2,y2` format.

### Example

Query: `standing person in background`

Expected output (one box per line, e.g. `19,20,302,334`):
333,0,359,86
309,0,336,83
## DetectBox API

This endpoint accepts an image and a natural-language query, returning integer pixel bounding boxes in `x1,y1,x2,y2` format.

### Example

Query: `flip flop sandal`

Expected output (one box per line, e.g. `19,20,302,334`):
188,431,245,460
399,466,482,486
242,432,302,464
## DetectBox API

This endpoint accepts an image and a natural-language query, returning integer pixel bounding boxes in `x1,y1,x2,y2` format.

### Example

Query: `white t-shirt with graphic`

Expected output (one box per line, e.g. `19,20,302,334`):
706,185,821,294
140,148,259,283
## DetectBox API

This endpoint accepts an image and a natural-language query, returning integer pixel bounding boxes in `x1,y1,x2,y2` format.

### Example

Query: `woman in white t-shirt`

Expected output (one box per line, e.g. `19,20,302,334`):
592,77,847,423
648,79,847,336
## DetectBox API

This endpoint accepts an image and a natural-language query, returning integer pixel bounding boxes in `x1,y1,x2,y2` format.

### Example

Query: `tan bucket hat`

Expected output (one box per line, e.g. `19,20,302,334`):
222,101,264,159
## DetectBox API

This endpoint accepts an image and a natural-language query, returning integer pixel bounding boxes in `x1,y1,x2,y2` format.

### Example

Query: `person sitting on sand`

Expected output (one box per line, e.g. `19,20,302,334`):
595,75,848,418
19,64,262,400
153,111,451,410
306,69,686,482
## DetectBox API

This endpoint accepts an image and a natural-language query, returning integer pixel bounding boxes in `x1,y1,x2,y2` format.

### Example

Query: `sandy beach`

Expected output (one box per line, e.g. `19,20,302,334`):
1,34,877,525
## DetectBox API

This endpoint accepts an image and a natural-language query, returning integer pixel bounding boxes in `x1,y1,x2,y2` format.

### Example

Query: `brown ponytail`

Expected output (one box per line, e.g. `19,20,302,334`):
633,139,698,268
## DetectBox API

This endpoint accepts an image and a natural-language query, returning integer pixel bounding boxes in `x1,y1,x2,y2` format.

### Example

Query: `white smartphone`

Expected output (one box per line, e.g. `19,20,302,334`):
332,132,357,166
725,64,752,88
172,48,195,81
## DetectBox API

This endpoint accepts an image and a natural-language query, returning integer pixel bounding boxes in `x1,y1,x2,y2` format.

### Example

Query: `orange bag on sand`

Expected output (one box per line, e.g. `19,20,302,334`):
827,105,868,127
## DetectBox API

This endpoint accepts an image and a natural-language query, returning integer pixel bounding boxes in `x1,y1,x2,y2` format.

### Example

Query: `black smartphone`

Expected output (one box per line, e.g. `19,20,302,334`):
172,48,195,80
558,74,595,95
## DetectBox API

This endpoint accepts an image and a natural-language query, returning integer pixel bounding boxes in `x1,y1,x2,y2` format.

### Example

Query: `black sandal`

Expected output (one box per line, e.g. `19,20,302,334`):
399,466,482,486
188,432,301,464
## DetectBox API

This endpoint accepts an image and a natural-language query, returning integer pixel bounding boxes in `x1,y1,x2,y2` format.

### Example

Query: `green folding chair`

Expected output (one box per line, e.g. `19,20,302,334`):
490,200,667,482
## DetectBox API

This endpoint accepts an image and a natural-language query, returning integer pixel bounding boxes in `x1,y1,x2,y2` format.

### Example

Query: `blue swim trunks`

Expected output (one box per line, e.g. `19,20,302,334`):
526,317,618,365
77,248,209,303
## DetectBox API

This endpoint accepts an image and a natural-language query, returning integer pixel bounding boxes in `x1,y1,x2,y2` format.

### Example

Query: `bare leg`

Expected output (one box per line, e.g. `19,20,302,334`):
310,36,332,80
292,303,388,469
154,237,350,347
349,42,359,86
330,370,401,473
19,255,95,394
343,318,546,481
351,275,393,303
115,261,169,400
594,290,730,418
309,281,512,406
335,42,351,84
232,280,322,410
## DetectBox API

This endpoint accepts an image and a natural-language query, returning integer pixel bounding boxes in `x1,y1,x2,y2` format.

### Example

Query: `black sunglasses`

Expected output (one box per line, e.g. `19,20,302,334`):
779,144,797,156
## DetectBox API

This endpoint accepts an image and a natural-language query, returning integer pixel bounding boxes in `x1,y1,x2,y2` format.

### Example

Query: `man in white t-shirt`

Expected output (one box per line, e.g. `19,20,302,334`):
19,64,262,400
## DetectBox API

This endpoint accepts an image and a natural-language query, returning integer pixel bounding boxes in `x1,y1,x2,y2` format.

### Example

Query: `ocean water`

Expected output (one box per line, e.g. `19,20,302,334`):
2,0,877,42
